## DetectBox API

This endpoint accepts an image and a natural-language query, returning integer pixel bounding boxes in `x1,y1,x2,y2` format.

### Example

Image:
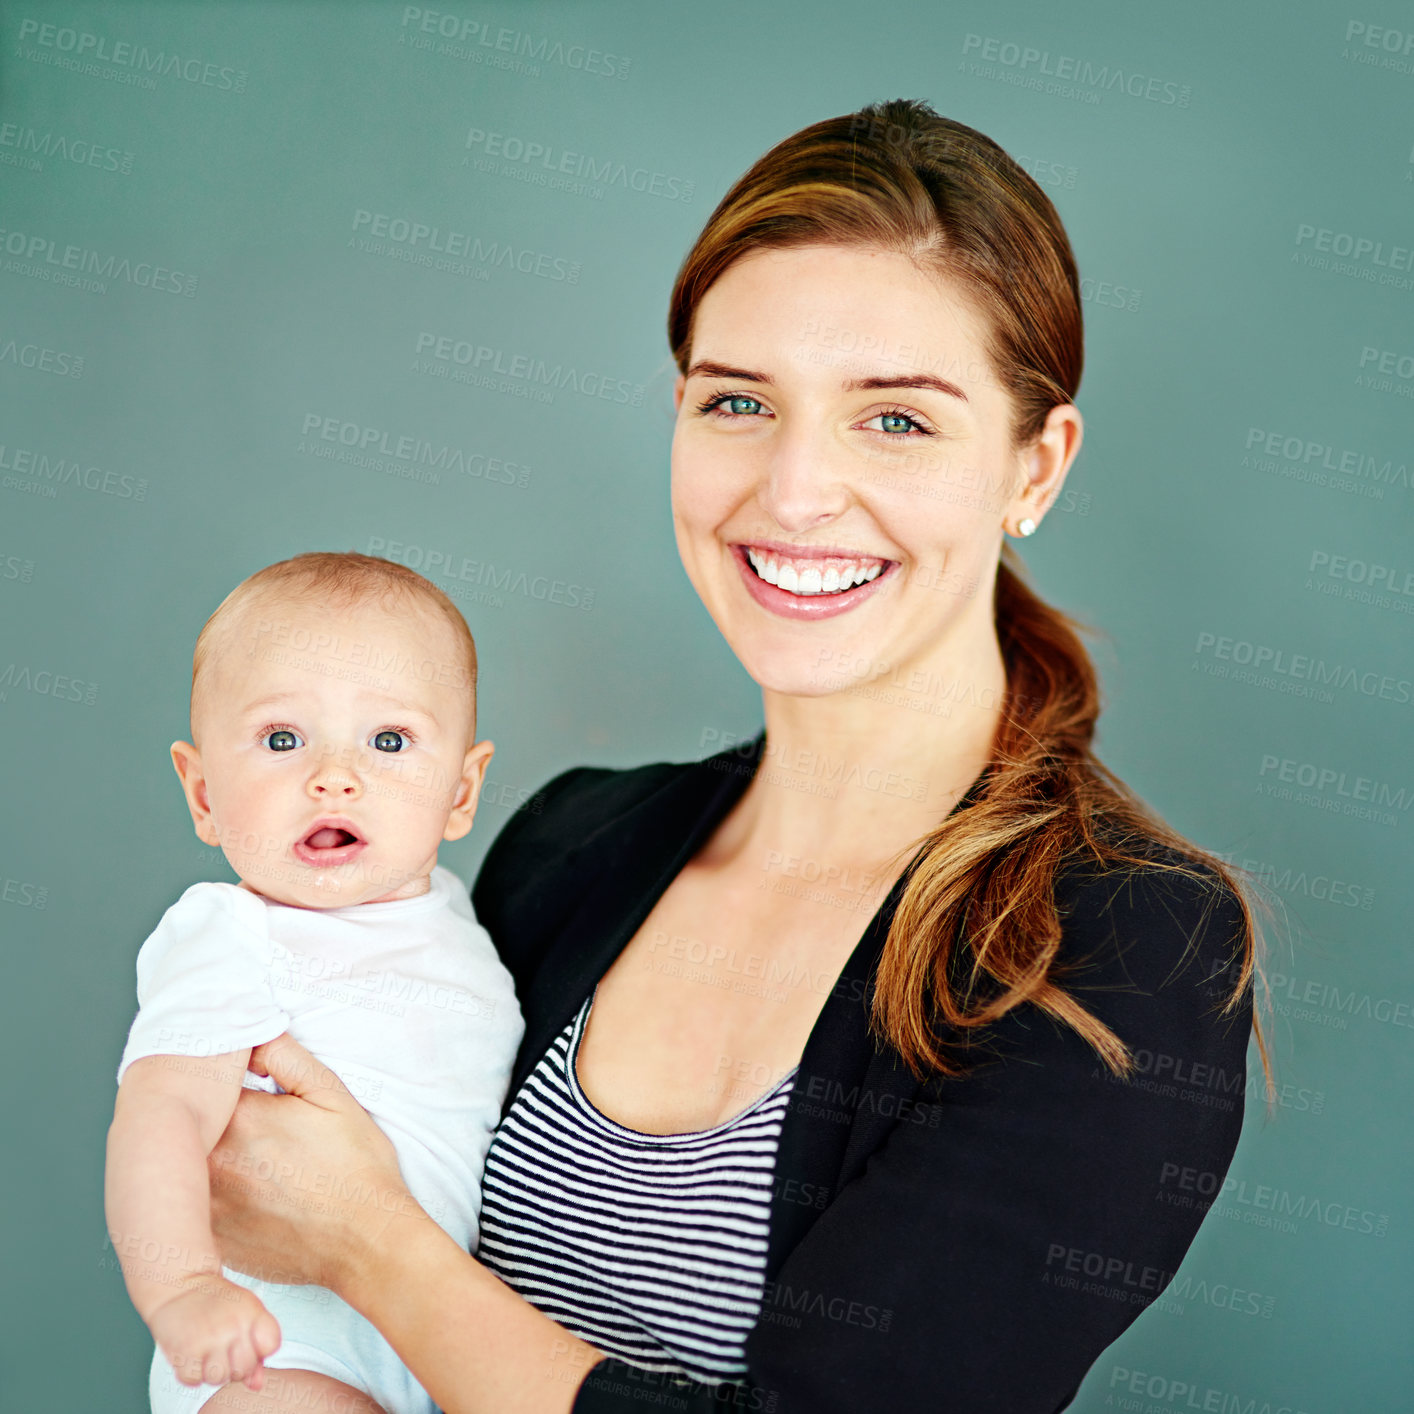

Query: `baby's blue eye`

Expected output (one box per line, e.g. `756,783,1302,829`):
727,395,763,415
265,729,302,752
372,730,406,753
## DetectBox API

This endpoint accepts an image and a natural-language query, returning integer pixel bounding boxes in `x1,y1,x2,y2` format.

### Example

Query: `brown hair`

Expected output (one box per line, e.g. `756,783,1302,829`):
191,551,478,731
669,99,1269,1087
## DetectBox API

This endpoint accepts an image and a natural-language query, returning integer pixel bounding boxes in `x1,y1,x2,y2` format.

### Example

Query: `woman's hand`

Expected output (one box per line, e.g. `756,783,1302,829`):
207,1033,424,1300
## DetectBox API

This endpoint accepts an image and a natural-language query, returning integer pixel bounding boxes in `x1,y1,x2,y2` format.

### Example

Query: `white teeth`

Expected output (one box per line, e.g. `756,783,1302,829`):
745,549,887,596
746,549,777,586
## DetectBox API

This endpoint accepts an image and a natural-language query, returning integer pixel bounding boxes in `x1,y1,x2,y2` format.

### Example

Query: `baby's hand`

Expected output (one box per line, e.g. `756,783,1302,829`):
148,1272,282,1390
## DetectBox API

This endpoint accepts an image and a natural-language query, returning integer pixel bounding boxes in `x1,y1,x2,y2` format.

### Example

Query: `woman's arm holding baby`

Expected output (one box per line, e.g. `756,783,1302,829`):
209,1033,604,1414
344,1211,604,1413
106,1051,281,1389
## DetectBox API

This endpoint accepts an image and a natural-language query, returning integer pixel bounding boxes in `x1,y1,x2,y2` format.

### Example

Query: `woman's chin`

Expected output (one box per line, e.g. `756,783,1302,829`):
734,643,879,702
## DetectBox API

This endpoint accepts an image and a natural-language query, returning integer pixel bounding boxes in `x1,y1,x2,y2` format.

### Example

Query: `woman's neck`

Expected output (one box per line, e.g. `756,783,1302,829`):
708,635,1007,875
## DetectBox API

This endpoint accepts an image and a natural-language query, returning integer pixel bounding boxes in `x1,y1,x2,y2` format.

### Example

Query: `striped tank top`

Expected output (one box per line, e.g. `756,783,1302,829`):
476,992,798,1384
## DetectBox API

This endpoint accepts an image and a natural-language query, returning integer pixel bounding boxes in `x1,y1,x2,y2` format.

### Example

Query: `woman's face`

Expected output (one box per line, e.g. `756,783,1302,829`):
670,243,1079,701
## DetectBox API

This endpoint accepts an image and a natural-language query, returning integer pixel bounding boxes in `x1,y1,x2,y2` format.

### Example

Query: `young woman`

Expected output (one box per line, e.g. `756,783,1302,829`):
201,99,1265,1414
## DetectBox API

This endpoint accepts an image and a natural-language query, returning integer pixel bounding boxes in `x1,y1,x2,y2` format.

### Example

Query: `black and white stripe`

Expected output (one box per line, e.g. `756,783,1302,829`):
476,994,797,1385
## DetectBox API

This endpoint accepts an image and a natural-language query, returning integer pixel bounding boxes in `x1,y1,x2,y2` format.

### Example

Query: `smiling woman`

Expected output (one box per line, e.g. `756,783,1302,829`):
204,99,1268,1414
673,244,1032,652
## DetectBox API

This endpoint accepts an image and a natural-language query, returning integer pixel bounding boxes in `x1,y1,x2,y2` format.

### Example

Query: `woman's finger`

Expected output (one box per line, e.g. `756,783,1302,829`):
249,1032,356,1111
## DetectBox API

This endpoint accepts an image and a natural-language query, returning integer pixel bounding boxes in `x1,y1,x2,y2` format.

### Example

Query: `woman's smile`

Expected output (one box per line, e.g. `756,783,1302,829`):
733,541,898,619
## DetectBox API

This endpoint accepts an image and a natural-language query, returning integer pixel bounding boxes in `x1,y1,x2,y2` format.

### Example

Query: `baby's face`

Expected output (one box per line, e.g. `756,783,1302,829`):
173,595,488,908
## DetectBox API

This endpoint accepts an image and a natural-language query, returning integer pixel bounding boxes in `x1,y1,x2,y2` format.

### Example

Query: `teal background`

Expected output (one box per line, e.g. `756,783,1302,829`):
2,2,1410,1409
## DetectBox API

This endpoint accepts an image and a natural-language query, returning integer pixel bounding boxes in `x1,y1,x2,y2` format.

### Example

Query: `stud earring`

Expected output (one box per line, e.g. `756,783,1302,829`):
1017,518,1037,537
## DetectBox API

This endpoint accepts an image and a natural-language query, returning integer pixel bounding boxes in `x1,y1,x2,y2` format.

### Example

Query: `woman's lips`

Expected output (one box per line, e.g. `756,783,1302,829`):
732,544,897,621
293,821,367,869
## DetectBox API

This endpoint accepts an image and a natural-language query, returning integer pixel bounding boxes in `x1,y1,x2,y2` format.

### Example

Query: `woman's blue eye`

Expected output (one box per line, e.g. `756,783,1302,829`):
372,730,406,753
694,392,769,420
265,729,302,752
876,412,917,435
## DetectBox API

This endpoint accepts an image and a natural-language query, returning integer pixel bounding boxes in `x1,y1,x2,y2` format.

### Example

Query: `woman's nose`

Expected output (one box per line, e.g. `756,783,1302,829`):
756,420,852,534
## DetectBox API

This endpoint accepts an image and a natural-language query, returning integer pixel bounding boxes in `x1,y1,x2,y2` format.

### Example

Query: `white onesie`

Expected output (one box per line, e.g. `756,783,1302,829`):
116,865,524,1414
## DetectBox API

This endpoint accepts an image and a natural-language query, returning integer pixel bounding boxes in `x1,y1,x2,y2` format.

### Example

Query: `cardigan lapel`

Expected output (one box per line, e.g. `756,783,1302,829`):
509,739,764,1101
510,735,989,1284
765,872,907,1275
765,766,991,1276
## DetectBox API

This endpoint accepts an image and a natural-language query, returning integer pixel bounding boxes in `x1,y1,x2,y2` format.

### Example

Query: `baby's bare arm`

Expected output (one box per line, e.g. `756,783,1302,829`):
105,1049,251,1321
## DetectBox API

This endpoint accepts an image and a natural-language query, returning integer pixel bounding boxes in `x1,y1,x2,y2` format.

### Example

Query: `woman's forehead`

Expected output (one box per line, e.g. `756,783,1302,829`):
689,246,998,398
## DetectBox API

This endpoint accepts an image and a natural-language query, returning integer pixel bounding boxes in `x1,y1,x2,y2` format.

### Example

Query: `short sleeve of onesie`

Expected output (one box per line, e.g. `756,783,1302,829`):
116,882,291,1086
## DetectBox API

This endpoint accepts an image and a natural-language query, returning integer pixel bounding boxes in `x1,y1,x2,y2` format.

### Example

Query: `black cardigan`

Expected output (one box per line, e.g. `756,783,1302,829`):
470,737,1252,1414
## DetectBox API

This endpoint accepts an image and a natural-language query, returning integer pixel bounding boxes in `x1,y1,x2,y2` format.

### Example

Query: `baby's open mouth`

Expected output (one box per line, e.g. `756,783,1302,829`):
294,820,367,867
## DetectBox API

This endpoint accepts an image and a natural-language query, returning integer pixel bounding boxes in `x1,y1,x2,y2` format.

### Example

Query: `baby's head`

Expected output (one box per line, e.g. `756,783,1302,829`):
170,552,492,908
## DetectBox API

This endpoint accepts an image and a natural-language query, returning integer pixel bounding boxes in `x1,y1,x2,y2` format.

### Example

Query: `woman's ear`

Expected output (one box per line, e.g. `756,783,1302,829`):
673,373,686,414
170,741,220,846
1005,403,1083,533
443,738,496,842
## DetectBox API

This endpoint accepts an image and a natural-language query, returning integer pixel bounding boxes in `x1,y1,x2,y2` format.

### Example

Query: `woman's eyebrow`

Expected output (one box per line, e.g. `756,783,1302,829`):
845,373,970,403
685,360,771,383
686,361,969,404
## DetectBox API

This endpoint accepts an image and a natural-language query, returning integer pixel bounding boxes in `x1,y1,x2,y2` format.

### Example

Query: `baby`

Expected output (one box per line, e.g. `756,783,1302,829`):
104,551,524,1414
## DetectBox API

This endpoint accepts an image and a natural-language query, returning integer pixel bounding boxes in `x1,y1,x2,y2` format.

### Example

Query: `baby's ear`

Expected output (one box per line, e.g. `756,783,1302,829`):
170,741,219,846
444,739,495,842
